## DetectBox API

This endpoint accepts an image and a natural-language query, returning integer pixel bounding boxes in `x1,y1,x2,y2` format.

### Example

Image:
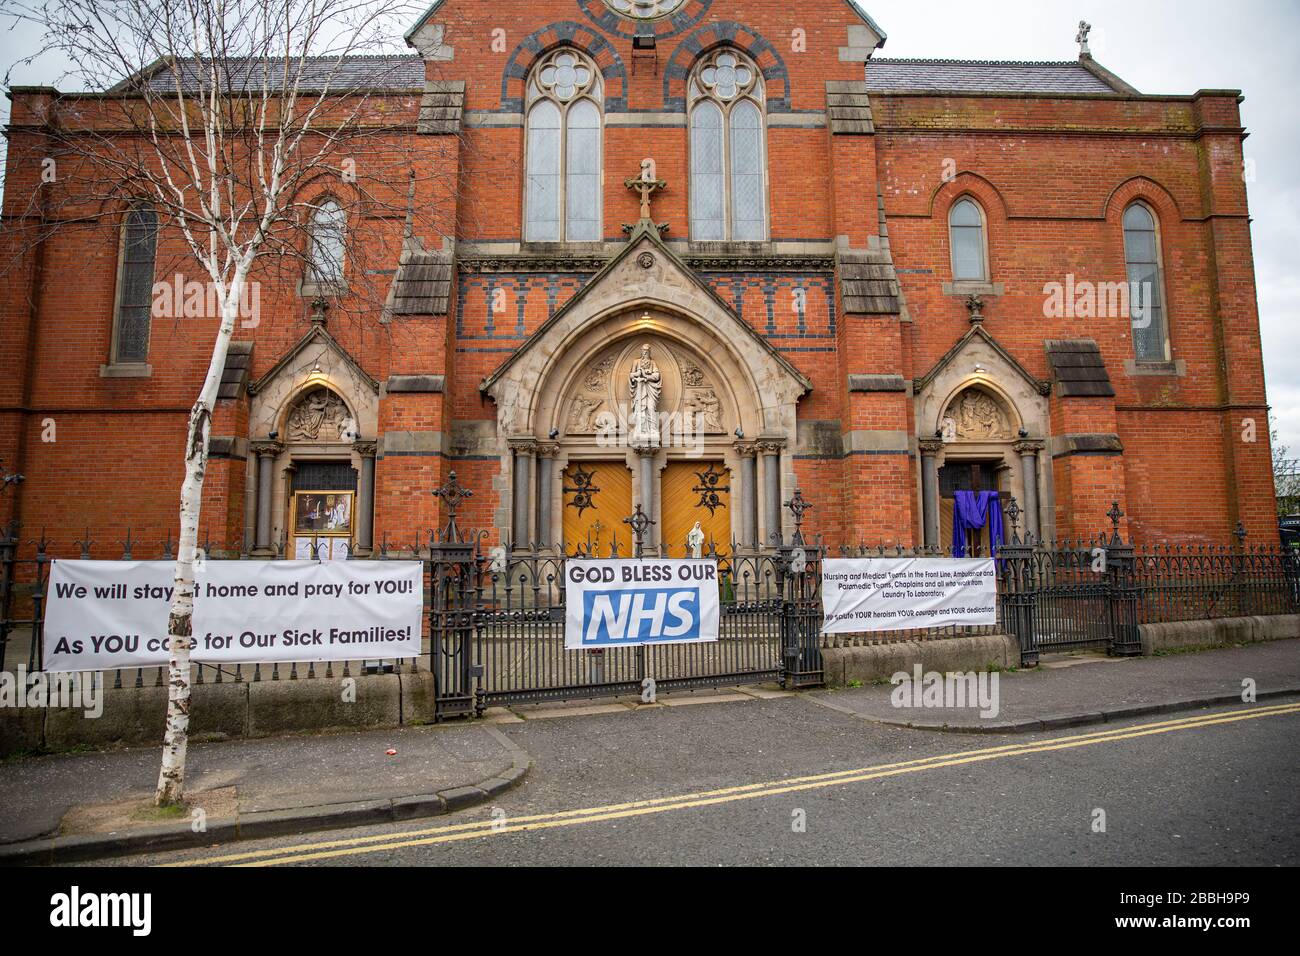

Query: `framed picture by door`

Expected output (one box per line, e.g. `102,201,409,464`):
291,490,354,537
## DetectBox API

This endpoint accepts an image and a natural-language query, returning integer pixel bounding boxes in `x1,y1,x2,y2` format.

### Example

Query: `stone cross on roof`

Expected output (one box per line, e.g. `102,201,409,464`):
1076,20,1092,57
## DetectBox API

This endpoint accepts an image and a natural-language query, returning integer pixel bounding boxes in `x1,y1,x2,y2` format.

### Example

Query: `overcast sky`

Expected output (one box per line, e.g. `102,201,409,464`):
2,0,1297,459
857,0,1300,461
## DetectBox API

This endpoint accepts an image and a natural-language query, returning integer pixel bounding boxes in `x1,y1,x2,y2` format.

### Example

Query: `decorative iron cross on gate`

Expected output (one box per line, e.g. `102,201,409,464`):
692,463,730,515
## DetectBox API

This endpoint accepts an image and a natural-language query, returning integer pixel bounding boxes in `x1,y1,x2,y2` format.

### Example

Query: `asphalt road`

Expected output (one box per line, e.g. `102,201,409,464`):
102,692,1300,867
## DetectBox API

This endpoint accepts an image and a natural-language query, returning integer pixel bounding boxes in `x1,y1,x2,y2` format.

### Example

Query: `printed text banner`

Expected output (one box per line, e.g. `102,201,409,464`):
821,558,998,634
43,560,424,672
564,559,721,650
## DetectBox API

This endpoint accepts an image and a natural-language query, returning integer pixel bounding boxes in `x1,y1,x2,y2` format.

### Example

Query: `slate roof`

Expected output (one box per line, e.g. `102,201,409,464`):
838,189,902,315
218,340,253,401
1045,339,1116,397
388,241,453,316
118,55,425,94
865,58,1120,95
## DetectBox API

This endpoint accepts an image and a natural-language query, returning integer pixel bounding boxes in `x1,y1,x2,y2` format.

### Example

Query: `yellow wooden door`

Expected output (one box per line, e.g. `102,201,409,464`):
661,461,732,558
562,461,632,557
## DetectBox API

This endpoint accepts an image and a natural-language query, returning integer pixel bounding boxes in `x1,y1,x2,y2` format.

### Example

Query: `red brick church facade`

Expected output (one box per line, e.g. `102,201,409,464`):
0,1,1276,559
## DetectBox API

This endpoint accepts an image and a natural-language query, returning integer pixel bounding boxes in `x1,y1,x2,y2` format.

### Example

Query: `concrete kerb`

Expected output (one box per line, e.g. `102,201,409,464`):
0,725,532,866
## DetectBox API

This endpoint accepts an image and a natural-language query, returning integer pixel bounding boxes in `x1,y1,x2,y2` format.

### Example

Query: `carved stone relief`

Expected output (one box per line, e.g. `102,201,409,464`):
563,338,729,439
286,387,352,442
943,387,1011,442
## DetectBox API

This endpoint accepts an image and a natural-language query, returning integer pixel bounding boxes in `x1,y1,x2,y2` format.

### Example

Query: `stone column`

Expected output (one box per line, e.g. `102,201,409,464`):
1014,439,1045,543
637,449,657,552
535,443,559,549
758,440,784,548
353,440,377,556
509,439,536,550
734,441,759,550
250,440,283,555
919,438,944,550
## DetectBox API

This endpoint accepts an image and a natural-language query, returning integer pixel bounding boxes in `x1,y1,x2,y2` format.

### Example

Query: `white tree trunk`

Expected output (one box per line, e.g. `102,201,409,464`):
155,263,249,805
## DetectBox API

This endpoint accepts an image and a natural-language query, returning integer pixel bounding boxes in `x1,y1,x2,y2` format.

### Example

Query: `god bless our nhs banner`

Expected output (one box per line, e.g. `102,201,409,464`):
564,559,721,650
821,558,998,634
43,560,423,672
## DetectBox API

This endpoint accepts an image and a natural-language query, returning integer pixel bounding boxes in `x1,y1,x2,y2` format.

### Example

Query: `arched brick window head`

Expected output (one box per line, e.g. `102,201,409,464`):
689,48,767,242
525,48,603,243
112,202,158,365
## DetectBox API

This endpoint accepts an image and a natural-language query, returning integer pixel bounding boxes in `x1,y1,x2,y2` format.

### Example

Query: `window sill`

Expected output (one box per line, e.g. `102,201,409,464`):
944,280,1003,297
100,363,152,379
685,239,772,255
1124,359,1186,378
519,241,609,255
299,280,348,299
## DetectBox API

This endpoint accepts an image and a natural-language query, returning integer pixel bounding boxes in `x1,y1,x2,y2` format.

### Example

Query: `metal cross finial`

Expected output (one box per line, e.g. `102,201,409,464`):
1005,495,1022,541
1076,20,1092,56
623,504,655,558
1234,521,1248,546
432,470,473,541
1106,501,1126,545
785,488,812,545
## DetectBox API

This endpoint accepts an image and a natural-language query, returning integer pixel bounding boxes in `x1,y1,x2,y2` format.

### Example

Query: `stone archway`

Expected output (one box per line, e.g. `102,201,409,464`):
245,318,380,556
543,326,747,555
913,324,1053,549
480,226,811,553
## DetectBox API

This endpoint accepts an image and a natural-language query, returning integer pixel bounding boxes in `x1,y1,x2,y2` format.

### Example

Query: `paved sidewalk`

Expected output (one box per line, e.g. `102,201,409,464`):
808,639,1300,731
0,722,528,861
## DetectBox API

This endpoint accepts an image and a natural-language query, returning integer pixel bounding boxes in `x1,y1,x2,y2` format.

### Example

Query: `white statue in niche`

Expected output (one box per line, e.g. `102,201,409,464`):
687,521,705,559
628,342,662,449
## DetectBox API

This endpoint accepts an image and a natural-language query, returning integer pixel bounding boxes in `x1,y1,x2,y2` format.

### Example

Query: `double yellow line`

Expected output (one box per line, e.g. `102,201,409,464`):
170,701,1300,867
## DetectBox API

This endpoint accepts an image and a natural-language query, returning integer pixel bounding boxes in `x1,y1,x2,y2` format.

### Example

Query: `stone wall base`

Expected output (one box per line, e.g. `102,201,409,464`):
822,634,1020,689
0,670,439,757
1139,614,1300,656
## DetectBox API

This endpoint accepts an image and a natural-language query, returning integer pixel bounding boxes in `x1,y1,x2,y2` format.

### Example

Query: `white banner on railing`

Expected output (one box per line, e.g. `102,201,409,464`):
821,558,997,634
43,560,424,672
564,559,720,650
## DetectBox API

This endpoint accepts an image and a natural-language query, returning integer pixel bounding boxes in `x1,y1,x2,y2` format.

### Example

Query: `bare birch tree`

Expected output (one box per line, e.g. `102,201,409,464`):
1,0,462,803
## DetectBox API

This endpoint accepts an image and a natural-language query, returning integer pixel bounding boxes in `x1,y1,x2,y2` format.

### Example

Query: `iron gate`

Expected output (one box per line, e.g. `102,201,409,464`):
426,474,824,719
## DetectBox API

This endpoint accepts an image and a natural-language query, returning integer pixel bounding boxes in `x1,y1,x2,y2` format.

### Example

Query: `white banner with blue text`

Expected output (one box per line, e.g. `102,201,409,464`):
821,557,998,634
564,559,721,650
43,560,424,672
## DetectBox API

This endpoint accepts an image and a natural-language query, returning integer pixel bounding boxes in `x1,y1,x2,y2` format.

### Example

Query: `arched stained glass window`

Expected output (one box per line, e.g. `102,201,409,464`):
307,199,346,284
1123,202,1170,362
949,198,987,282
689,49,767,242
112,202,158,364
525,49,603,242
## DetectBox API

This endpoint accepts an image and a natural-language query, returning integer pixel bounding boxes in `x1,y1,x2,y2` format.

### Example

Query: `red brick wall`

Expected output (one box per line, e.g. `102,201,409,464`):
0,3,1276,552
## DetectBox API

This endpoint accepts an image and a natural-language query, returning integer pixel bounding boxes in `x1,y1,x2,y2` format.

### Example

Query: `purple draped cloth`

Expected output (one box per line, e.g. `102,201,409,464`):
952,490,1004,558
